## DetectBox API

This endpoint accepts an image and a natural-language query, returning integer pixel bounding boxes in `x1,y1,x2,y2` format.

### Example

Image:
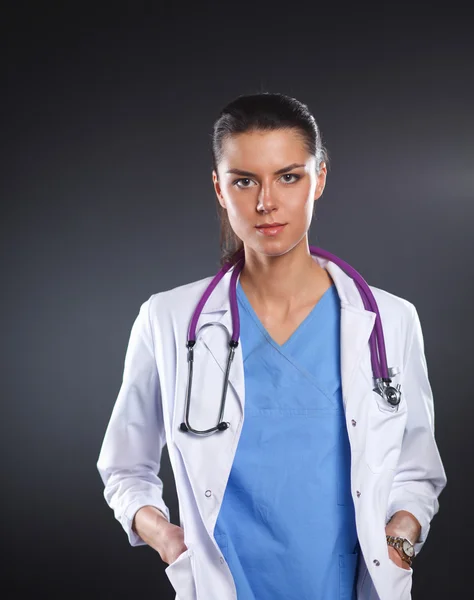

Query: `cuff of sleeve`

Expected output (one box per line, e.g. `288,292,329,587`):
122,498,171,547
385,501,431,557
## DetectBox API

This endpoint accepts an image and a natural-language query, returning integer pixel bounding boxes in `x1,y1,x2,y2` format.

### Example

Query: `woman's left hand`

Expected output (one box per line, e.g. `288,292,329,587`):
387,545,412,570
385,511,419,572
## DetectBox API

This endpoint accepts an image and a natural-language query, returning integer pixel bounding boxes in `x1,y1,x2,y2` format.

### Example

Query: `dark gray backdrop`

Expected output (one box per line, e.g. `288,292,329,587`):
2,3,472,599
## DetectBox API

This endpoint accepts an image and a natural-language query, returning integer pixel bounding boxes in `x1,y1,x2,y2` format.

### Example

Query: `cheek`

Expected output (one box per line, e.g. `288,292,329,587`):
287,191,314,221
226,194,254,224
222,201,248,240
225,200,240,224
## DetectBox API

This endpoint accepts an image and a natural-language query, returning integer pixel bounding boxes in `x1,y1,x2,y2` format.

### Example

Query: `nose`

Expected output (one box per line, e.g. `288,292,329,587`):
256,187,277,214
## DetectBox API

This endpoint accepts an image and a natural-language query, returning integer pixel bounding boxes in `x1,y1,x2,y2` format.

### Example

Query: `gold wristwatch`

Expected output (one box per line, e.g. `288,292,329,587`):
386,535,415,566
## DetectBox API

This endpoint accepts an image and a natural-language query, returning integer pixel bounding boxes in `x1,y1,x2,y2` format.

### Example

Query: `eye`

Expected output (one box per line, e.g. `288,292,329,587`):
280,173,301,184
232,178,256,189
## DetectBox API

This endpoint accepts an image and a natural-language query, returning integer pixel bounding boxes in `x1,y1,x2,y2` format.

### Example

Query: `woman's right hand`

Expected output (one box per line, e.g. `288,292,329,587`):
159,522,189,565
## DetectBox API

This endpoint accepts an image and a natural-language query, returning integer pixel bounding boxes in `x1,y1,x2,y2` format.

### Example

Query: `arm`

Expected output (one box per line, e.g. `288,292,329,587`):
385,303,447,556
96,295,171,547
132,505,171,554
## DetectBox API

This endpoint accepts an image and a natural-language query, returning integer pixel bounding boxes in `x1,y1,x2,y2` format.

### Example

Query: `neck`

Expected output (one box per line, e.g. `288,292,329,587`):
238,238,332,311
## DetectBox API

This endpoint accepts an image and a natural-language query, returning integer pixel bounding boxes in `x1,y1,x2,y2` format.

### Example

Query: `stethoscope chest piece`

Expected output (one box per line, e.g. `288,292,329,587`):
373,378,402,407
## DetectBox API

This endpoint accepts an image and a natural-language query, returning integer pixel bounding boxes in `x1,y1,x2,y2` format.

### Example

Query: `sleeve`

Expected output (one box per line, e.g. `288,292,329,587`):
96,294,171,547
385,303,447,556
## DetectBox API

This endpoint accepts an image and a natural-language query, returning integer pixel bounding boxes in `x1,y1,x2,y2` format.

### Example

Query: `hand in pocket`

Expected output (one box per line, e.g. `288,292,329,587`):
159,522,188,565
387,546,411,571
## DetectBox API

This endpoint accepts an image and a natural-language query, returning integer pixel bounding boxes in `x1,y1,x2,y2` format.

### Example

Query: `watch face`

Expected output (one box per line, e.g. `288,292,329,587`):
402,540,414,557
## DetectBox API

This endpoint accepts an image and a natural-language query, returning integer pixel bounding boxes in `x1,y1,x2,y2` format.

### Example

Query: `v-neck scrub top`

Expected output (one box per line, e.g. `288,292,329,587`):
213,280,360,600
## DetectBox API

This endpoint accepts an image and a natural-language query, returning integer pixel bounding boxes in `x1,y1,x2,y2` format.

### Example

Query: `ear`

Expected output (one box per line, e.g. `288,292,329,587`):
314,161,327,200
212,170,227,209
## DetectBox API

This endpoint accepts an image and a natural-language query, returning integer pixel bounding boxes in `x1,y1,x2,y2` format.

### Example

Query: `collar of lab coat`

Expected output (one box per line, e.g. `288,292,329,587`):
196,254,377,413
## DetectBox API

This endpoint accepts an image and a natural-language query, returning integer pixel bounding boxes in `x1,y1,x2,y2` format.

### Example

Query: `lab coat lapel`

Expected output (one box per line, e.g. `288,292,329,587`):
321,257,377,410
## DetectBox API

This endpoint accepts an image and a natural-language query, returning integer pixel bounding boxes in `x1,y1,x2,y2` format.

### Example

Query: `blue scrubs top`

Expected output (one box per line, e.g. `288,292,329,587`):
213,280,360,599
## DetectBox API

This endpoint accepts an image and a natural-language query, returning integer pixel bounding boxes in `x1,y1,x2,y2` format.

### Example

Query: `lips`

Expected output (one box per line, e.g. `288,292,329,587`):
256,223,286,228
255,223,287,237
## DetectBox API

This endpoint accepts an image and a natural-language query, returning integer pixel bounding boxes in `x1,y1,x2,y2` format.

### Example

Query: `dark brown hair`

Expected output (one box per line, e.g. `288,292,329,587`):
211,92,330,266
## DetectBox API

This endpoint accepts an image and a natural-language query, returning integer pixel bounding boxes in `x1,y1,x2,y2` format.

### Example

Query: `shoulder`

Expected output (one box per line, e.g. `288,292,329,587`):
369,284,416,321
368,284,418,335
367,284,420,362
146,273,217,317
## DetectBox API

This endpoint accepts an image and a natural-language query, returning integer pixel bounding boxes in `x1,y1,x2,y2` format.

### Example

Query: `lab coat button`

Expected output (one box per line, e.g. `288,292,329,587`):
356,490,361,497
351,419,357,426
373,559,380,566
220,557,225,564
205,490,212,497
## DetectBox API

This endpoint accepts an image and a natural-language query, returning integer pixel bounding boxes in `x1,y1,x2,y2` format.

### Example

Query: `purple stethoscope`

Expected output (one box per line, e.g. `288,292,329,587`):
180,246,402,435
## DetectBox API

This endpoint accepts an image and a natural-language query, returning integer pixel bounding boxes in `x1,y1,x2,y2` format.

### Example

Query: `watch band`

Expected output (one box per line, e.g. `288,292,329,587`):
386,535,415,566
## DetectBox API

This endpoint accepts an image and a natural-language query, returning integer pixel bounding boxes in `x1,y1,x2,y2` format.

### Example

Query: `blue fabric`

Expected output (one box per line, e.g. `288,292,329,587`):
213,281,360,599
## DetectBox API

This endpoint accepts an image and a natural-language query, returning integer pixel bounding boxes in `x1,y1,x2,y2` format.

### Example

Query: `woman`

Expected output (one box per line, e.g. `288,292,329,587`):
97,93,447,600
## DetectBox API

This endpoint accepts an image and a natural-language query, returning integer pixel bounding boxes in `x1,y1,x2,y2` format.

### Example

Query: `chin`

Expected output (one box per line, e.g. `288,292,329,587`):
251,241,294,258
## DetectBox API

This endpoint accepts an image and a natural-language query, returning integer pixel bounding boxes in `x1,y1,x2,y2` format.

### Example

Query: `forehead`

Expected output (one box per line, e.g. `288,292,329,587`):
221,129,310,166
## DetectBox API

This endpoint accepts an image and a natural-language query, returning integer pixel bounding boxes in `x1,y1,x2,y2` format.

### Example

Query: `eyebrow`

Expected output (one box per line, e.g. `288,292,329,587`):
225,163,306,177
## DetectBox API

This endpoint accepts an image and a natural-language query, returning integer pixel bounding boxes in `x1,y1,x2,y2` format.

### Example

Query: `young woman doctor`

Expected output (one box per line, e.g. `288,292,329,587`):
97,93,447,600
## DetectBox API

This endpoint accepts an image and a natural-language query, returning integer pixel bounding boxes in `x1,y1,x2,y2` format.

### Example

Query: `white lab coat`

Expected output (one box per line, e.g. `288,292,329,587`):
97,254,447,600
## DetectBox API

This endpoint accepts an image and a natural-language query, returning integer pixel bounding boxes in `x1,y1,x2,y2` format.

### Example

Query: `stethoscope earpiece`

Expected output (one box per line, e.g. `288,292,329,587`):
179,420,229,433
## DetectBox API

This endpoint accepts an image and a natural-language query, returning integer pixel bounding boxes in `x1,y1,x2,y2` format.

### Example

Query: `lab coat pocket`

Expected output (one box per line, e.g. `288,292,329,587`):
388,556,413,576
339,552,359,600
365,387,408,474
387,555,413,598
164,547,197,600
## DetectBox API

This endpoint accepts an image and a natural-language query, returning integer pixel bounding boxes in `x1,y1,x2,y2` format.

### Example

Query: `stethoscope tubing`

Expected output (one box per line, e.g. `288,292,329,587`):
181,247,401,435
188,246,388,377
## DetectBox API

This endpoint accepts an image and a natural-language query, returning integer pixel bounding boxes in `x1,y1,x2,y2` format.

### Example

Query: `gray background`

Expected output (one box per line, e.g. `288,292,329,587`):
2,3,472,598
